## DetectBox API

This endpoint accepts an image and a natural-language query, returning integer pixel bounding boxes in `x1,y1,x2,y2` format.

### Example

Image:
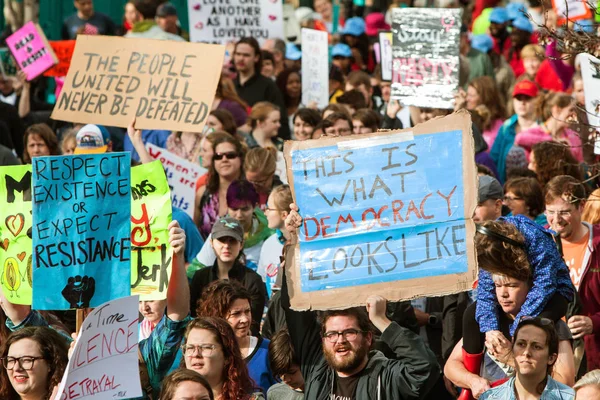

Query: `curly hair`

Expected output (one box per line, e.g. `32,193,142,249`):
196,280,252,319
182,318,255,400
0,327,69,400
531,141,583,188
475,220,531,282
160,368,214,400
275,68,301,109
22,123,59,164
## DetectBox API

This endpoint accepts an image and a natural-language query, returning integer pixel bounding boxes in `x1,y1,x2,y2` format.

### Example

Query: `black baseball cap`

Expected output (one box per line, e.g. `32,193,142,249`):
157,2,177,17
211,217,244,242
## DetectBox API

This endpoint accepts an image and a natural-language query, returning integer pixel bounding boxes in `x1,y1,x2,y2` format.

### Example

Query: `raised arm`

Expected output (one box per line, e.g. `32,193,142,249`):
127,118,154,164
167,220,189,321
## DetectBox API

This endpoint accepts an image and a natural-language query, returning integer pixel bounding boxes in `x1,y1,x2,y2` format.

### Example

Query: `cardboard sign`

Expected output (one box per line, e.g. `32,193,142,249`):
130,161,173,300
51,35,225,133
579,53,600,154
301,29,329,109
187,0,284,44
391,8,461,109
32,153,132,310
0,166,33,305
146,144,206,219
44,40,76,77
552,0,592,25
283,111,477,310
56,295,143,400
379,31,393,82
5,21,58,80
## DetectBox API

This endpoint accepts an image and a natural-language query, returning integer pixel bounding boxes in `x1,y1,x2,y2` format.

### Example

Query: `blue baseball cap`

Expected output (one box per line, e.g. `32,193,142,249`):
340,17,366,36
506,3,527,20
74,124,111,154
512,16,533,33
285,43,302,61
471,34,494,53
489,7,509,24
332,43,352,58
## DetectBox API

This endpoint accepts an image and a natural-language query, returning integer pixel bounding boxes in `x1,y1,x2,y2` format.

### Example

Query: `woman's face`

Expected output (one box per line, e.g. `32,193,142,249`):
246,169,274,195
551,103,575,129
503,190,529,217
513,325,556,378
199,138,214,169
226,298,252,339
27,134,50,159
573,79,585,105
528,152,537,173
7,338,49,399
523,57,542,78
265,192,287,229
213,142,241,179
293,116,314,141
184,329,225,385
211,236,242,263
352,119,373,135
124,2,139,25
258,110,281,137
286,73,301,100
171,380,212,400
494,277,529,316
139,300,166,324
61,137,77,155
206,114,224,132
465,85,481,110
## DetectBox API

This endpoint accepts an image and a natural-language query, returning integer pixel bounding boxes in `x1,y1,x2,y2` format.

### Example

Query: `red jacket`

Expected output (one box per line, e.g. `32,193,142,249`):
578,223,600,370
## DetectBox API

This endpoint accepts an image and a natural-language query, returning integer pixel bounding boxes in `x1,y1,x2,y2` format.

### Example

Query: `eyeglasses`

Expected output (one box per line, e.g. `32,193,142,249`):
1,356,44,370
503,195,523,202
248,176,272,186
214,152,239,161
323,329,366,343
544,209,572,218
265,207,280,212
181,344,219,357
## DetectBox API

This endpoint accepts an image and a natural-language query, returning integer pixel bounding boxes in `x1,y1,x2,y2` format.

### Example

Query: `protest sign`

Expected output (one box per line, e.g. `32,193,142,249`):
379,31,393,82
552,0,592,25
301,29,329,109
130,161,173,300
56,295,142,400
51,35,224,133
44,40,76,77
32,153,131,310
580,53,600,154
146,144,206,219
391,8,461,109
0,165,32,305
5,21,58,80
187,0,284,44
283,111,477,310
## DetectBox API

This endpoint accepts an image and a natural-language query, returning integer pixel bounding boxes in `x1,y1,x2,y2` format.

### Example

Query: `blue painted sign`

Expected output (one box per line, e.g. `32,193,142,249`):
291,129,468,292
32,153,131,309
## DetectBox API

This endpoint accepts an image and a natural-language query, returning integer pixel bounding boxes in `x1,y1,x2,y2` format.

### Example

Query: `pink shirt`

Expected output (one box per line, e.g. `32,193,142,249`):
483,119,504,152
515,126,583,162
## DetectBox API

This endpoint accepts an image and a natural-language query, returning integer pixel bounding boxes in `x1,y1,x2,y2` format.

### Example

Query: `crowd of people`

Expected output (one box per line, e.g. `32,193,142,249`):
2,0,600,399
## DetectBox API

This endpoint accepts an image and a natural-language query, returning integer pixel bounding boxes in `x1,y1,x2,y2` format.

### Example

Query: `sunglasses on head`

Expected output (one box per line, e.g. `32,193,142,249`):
214,151,239,161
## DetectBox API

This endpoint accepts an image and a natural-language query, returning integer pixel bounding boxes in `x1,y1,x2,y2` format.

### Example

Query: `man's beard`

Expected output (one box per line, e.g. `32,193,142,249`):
323,340,370,374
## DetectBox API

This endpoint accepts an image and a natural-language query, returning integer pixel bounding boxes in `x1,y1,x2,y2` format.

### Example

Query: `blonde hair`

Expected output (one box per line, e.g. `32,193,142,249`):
535,91,574,121
574,370,600,390
244,147,277,175
520,44,545,61
60,129,77,154
248,101,279,129
270,185,293,213
582,189,600,225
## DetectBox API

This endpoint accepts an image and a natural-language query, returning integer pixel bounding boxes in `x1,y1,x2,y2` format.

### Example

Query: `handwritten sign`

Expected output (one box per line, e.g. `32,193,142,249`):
44,40,76,77
130,161,173,300
301,29,329,109
32,153,131,310
56,295,142,400
379,31,393,82
51,35,224,133
146,144,206,219
552,0,592,24
391,8,461,109
284,112,477,310
0,166,33,305
580,53,600,154
5,21,58,80
187,0,284,44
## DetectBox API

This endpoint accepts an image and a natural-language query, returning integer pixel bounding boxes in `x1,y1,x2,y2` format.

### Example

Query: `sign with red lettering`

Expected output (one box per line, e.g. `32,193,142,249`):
391,8,461,109
44,40,76,77
56,295,142,399
283,111,477,310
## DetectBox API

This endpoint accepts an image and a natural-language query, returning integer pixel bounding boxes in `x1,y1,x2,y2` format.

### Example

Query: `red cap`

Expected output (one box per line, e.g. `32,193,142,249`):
512,80,539,98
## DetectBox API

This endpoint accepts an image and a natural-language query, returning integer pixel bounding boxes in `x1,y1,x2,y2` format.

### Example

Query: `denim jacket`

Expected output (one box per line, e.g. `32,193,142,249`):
479,376,575,400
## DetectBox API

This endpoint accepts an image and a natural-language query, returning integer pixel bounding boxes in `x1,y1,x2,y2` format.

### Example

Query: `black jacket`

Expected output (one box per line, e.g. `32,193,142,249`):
189,260,267,335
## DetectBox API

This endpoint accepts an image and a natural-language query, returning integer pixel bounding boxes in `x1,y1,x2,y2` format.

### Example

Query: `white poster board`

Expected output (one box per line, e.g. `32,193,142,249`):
187,0,284,44
56,296,142,400
146,143,206,218
580,53,600,154
379,31,393,82
301,29,329,109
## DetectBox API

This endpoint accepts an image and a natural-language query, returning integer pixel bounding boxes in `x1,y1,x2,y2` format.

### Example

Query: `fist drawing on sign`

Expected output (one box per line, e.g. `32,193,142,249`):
62,275,96,308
